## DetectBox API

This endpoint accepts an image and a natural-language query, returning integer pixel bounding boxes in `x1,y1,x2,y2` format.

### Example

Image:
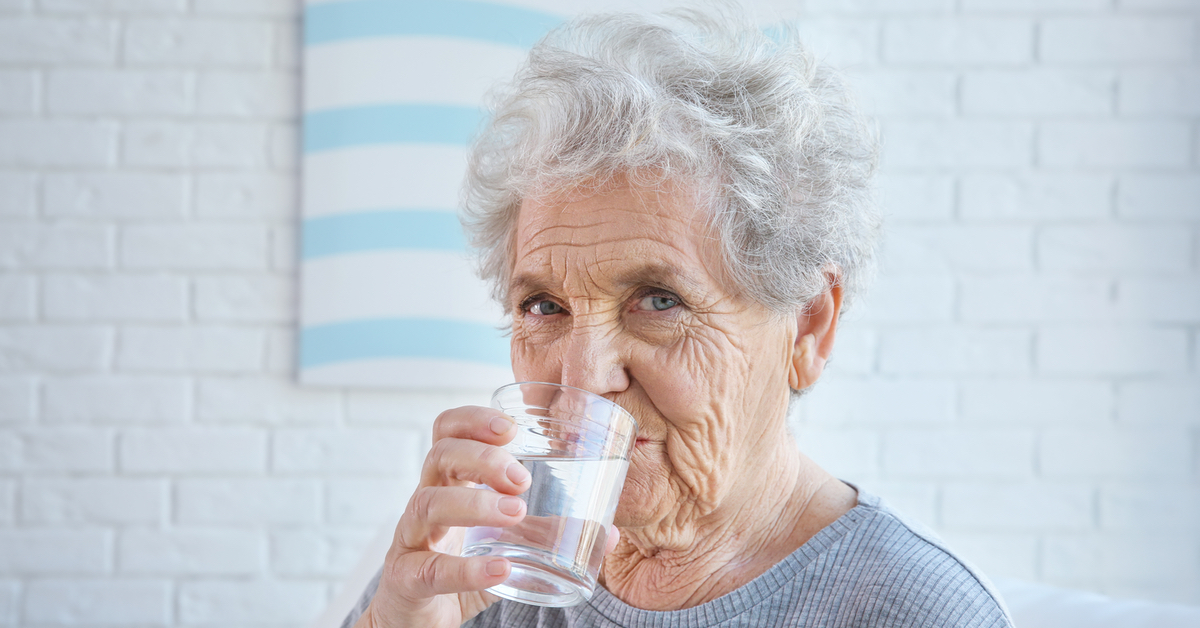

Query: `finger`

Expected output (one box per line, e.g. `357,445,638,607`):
432,405,518,445
421,437,532,493
604,524,620,555
389,551,511,602
397,485,527,550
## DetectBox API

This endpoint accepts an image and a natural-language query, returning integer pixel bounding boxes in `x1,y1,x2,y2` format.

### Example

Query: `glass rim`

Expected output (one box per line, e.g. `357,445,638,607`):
493,381,639,431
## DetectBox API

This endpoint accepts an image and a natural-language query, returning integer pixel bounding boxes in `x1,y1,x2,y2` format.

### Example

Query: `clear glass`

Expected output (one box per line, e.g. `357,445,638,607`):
461,382,639,607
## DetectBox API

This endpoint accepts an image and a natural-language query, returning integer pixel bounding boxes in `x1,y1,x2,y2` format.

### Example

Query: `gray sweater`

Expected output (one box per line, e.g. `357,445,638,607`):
343,490,1013,627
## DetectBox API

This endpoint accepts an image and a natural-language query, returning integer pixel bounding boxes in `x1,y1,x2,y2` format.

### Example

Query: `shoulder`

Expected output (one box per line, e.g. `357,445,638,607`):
824,490,1014,628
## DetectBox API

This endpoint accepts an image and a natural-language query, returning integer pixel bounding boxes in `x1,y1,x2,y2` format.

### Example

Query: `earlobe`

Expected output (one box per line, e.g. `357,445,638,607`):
789,333,816,391
788,280,843,392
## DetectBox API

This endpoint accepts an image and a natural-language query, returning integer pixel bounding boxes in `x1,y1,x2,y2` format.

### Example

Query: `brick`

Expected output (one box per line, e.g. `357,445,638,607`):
883,429,1035,478
804,378,955,425
194,0,295,15
0,376,34,423
121,224,268,270
937,532,1038,580
197,376,342,424
195,275,289,323
0,429,112,472
0,120,116,167
325,478,413,525
124,18,273,66
963,70,1113,116
0,18,117,63
1101,484,1200,531
194,122,271,167
41,0,184,9
883,121,1033,169
196,70,296,117
43,275,187,321
268,122,299,169
0,224,110,269
1119,0,1200,8
1044,532,1200,582
0,173,35,217
791,426,879,479
194,172,296,218
855,274,953,323
120,428,266,473
0,481,12,525
788,19,879,68
117,326,264,372
47,69,190,115
121,121,189,167
880,327,1032,375
942,482,1093,530
263,325,295,372
851,70,956,117
1117,380,1200,424
1041,17,1194,63
0,275,34,320
0,530,108,573
0,326,111,372
1116,277,1200,322
876,174,954,222
24,579,169,626
269,224,296,271
179,580,327,624
884,225,1034,272
0,70,34,113
1118,174,1200,220
176,479,319,524
824,327,875,375
1039,225,1191,272
779,0,954,12
867,481,938,526
121,121,270,168
1039,325,1188,375
960,173,1111,221
1121,69,1200,115
963,0,1110,9
345,389,483,426
43,376,188,423
961,379,1113,424
1042,427,1191,479
959,275,1115,322
271,528,375,577
21,478,164,524
1039,121,1191,168
119,529,262,575
884,18,1033,65
273,428,423,474
273,18,300,69
44,172,187,219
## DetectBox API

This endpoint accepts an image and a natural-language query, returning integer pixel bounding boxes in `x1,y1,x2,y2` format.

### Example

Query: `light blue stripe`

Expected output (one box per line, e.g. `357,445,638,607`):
304,104,482,153
301,318,510,368
303,210,465,259
305,0,559,47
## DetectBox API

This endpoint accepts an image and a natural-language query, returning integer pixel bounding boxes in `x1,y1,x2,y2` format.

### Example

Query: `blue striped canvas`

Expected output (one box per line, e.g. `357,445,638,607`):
300,0,564,388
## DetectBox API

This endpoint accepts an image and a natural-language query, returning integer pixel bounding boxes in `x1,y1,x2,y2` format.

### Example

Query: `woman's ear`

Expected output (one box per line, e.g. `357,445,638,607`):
788,281,843,391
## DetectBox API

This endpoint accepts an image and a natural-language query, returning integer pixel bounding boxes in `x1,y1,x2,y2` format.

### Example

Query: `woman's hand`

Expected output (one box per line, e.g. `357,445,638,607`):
355,406,531,628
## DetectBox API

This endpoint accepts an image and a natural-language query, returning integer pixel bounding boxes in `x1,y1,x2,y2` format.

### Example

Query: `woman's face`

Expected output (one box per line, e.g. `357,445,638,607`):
507,177,799,538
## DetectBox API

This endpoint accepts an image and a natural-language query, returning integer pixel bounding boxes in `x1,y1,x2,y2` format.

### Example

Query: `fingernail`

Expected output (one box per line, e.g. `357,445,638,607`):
489,416,513,434
497,495,524,516
485,558,508,577
506,462,530,484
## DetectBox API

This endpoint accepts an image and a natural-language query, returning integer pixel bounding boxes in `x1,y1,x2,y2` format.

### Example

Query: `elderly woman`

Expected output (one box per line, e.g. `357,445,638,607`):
345,10,1011,628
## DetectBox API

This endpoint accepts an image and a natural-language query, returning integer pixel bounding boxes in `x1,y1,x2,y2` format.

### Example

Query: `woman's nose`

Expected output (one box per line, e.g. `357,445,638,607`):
559,321,630,396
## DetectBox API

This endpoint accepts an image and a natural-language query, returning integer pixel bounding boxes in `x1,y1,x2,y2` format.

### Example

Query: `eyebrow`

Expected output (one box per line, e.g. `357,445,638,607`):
509,262,707,303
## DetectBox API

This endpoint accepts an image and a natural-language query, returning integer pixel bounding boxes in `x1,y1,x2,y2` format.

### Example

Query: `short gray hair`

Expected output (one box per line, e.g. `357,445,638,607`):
462,9,880,314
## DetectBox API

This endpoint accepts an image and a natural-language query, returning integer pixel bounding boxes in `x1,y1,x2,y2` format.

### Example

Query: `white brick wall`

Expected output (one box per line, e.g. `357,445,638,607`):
0,0,1195,625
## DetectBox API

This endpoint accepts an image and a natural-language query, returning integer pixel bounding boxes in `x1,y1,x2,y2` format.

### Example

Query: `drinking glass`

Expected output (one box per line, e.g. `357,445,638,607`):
460,382,639,607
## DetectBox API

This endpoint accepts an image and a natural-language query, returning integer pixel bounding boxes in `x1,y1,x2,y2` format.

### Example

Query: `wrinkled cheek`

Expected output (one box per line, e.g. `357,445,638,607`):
510,334,564,383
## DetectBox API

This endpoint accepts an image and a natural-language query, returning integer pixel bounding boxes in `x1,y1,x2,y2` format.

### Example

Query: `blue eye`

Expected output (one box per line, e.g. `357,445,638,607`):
527,300,565,316
638,295,678,311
